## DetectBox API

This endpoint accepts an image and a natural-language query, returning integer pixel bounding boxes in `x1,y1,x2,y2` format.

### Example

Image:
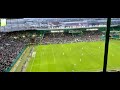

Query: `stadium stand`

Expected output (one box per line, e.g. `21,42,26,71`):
41,30,102,45
0,31,31,72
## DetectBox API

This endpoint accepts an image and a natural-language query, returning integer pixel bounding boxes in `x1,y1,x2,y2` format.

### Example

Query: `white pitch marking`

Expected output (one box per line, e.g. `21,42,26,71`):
30,56,35,72
30,47,36,72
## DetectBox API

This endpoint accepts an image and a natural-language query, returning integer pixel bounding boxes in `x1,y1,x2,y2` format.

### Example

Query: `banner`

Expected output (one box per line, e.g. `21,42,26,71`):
69,30,82,33
1,19,6,26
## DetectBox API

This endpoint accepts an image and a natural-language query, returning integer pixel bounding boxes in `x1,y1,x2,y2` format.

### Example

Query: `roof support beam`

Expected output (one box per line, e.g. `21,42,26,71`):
103,18,111,72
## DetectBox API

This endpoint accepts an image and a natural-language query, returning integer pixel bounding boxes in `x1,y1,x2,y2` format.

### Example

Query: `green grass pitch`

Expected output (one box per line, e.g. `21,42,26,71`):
26,40,120,72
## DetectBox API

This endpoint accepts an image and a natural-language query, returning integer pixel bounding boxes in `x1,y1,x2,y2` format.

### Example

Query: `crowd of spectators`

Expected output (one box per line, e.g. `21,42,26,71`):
0,31,33,72
41,31,102,45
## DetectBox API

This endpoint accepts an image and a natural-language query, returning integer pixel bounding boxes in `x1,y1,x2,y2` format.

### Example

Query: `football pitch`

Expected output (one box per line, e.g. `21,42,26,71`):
24,40,120,72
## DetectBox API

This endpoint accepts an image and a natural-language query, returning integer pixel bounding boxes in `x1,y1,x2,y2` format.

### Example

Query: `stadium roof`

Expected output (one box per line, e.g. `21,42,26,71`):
1,18,120,32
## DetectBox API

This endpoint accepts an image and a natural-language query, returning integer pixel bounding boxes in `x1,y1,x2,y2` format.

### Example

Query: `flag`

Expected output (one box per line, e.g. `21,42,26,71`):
1,19,6,26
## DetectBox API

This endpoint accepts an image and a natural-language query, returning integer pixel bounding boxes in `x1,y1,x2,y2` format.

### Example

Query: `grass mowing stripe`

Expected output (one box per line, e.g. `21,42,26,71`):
107,40,120,70
25,40,120,72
